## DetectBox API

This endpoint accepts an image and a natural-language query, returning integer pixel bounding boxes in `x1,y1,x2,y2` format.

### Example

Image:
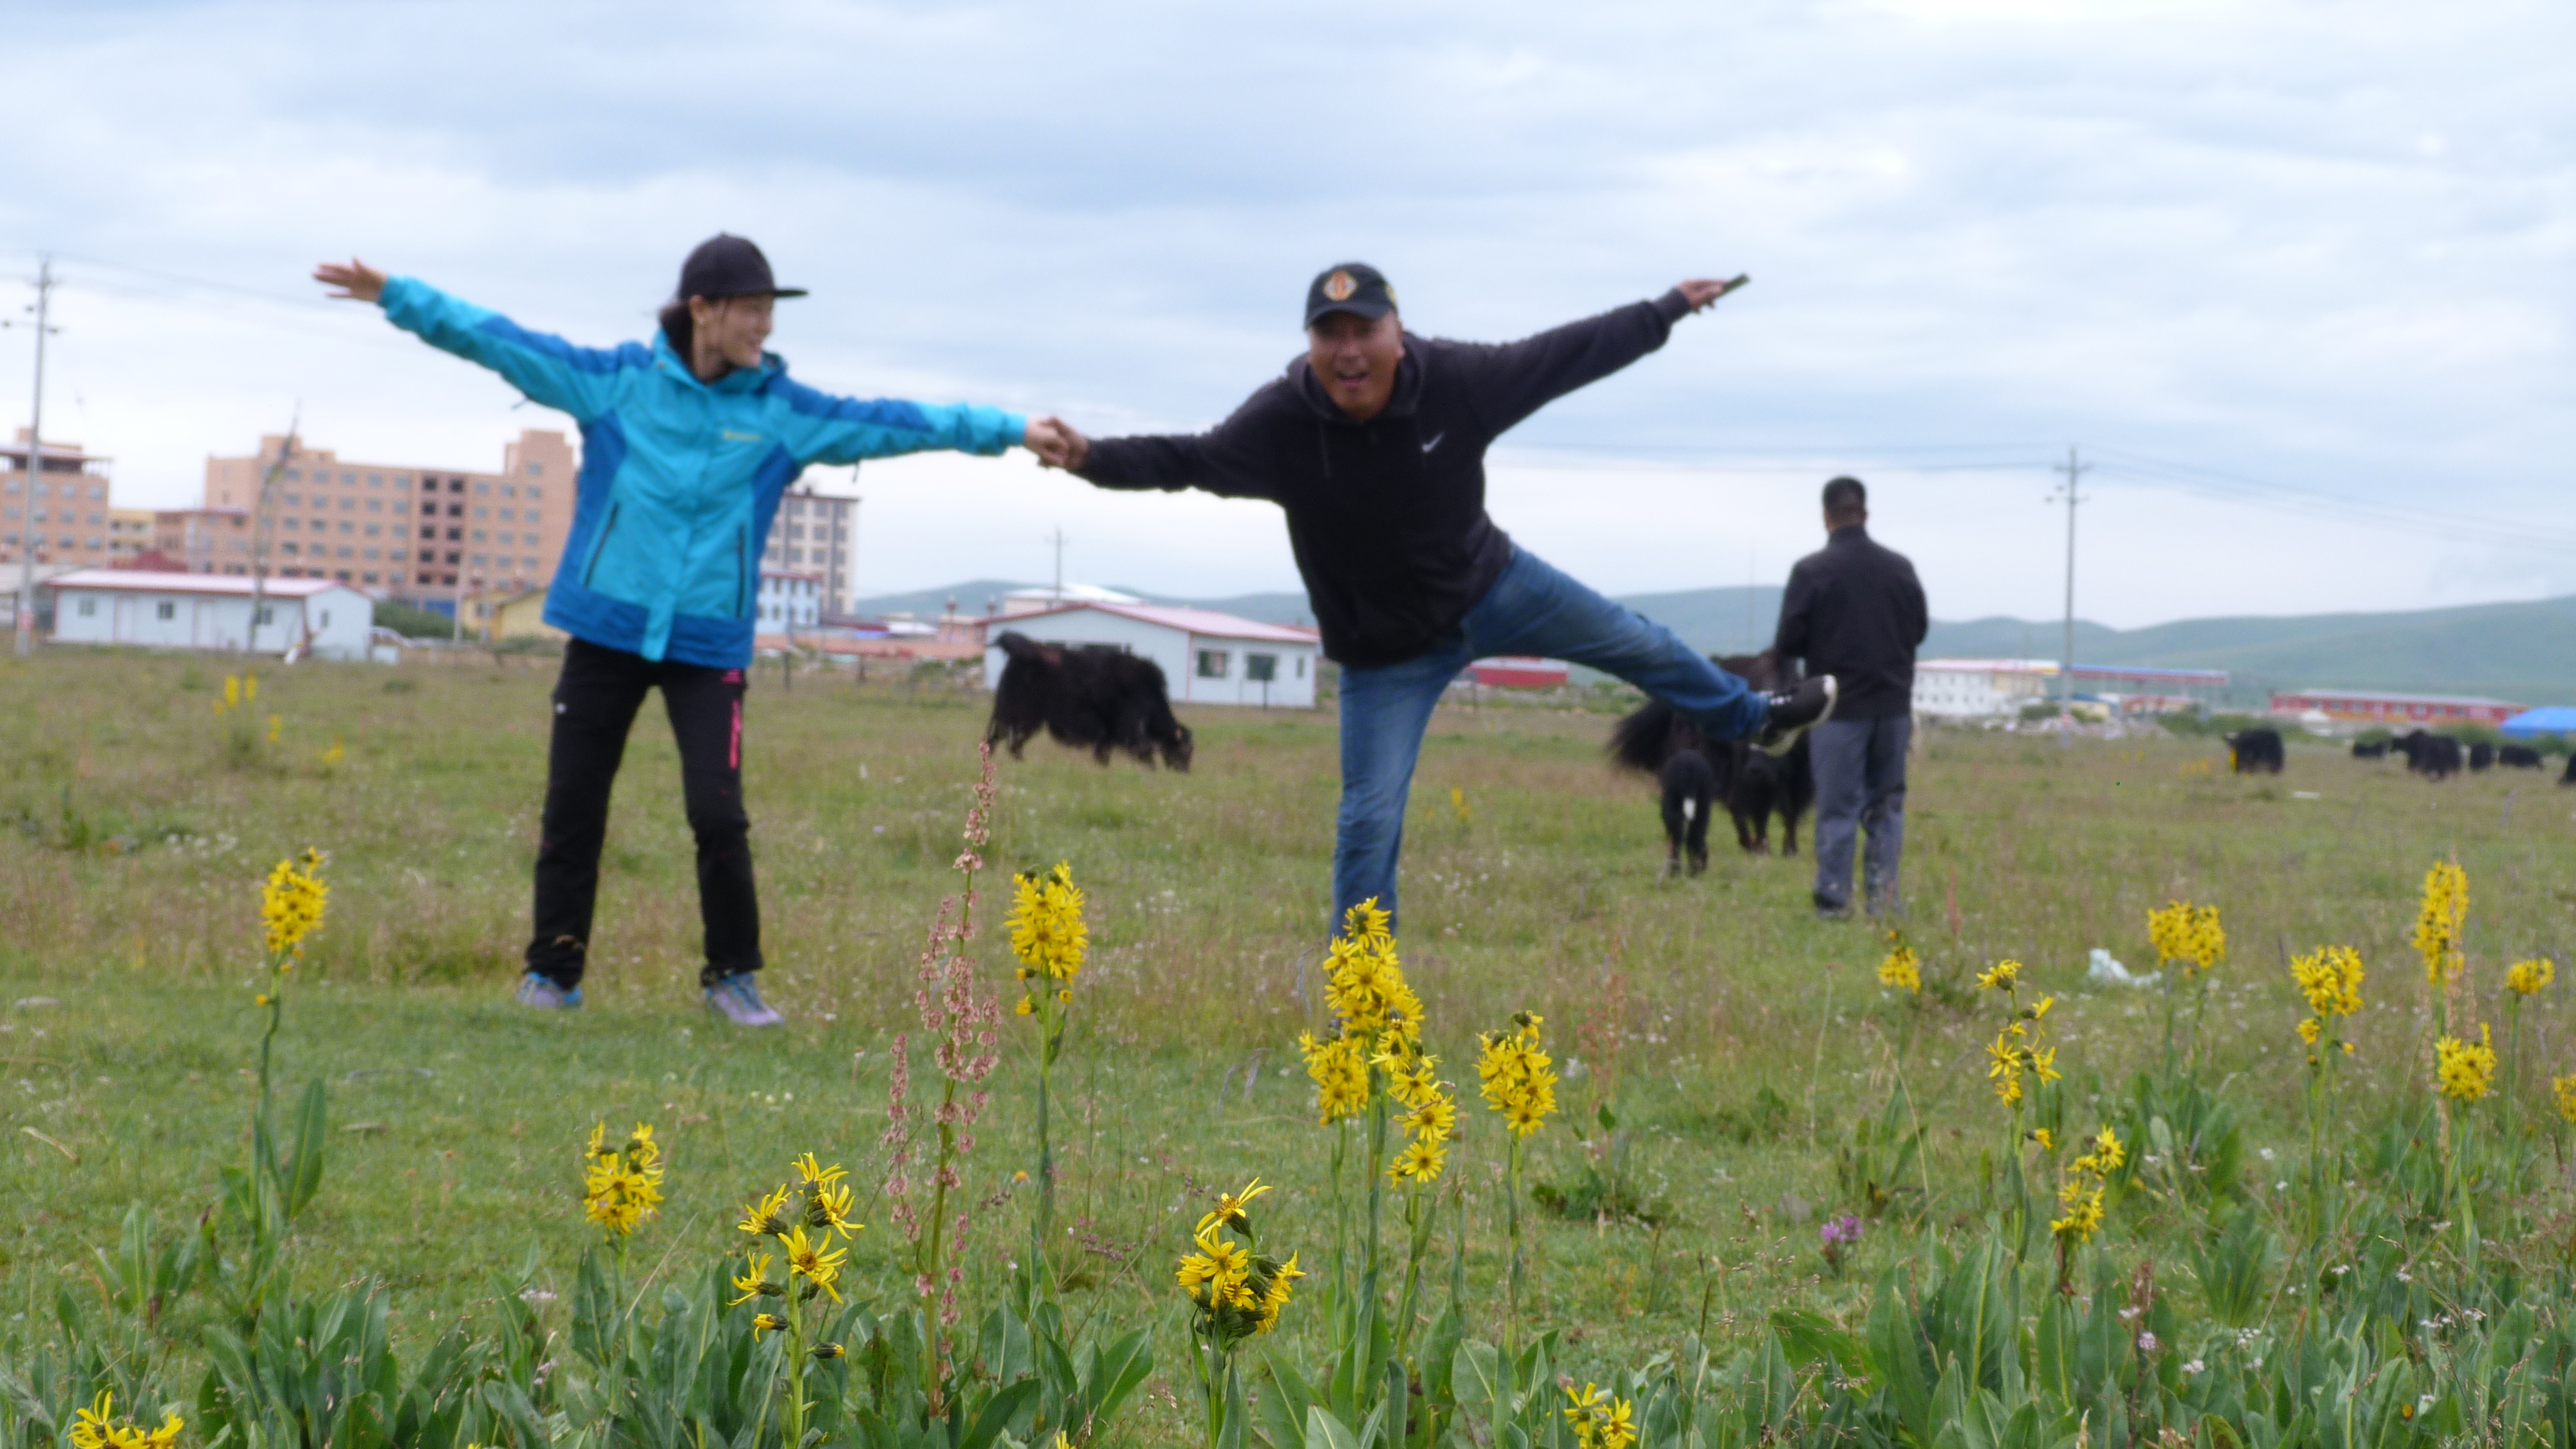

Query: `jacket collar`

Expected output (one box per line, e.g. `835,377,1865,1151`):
1287,335,1426,426
652,333,783,395
1829,523,1871,546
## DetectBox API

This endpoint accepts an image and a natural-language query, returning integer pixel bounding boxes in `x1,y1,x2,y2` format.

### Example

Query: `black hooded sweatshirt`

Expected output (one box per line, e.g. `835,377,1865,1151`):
1073,290,1696,669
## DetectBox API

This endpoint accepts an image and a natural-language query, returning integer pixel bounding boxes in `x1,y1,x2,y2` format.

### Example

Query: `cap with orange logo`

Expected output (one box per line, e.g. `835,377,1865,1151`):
1304,262,1397,326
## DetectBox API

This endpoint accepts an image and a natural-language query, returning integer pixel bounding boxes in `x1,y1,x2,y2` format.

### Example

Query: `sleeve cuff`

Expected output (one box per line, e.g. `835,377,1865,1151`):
1651,288,1693,324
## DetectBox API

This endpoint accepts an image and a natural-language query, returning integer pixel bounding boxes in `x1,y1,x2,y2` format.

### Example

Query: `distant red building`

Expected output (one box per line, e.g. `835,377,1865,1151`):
2269,689,2522,726
1470,657,1570,688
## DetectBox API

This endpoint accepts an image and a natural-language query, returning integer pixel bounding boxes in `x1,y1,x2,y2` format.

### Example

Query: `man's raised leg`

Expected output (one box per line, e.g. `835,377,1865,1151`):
1332,642,1468,932
1462,548,1768,741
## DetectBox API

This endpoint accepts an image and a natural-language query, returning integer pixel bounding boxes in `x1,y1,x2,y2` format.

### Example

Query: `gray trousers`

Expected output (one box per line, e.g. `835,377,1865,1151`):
1810,714,1910,913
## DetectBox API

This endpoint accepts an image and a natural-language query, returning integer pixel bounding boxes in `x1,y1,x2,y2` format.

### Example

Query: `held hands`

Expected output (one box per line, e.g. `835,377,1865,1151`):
314,259,388,304
1675,276,1750,312
1022,417,1089,470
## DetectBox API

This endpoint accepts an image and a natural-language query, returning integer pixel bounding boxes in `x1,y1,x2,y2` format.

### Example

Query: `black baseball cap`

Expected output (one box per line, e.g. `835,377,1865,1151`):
1304,262,1397,326
676,234,808,302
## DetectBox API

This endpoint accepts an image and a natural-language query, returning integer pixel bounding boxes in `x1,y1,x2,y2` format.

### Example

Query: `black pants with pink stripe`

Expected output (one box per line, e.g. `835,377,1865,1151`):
527,637,759,989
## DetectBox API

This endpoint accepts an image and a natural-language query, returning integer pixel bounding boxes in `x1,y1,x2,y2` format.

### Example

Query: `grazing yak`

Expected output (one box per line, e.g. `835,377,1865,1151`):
2225,728,2286,774
1655,749,1717,877
2563,753,2576,787
2395,730,2464,780
2351,739,2389,760
984,631,1194,771
2468,742,2496,772
2500,745,2545,769
1608,651,1815,861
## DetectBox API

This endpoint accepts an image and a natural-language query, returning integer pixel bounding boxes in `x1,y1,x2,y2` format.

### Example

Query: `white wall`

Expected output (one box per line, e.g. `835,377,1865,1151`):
1176,634,1317,709
54,584,373,660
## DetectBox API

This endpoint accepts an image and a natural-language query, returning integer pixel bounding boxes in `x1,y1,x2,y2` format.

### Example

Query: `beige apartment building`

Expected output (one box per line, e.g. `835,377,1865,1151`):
765,484,858,616
202,429,575,607
1,429,121,571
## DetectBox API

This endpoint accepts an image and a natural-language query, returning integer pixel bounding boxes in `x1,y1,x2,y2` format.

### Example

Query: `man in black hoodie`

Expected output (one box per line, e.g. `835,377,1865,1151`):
1048,262,1836,929
1774,476,1927,919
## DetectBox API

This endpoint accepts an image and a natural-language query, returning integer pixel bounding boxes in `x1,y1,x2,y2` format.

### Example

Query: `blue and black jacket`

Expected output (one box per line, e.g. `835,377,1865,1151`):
380,277,1026,667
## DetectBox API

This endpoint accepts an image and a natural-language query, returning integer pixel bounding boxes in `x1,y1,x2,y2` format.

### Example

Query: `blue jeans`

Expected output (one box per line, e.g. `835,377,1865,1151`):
1809,714,1911,915
1332,548,1768,929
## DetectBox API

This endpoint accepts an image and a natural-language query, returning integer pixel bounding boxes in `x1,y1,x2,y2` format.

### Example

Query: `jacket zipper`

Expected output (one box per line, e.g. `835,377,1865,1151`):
582,503,621,586
735,527,749,616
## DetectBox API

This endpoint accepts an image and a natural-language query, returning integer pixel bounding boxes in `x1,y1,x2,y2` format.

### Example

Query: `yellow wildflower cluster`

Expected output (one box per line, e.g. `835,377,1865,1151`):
1176,1179,1303,1350
1381,1033,1459,1186
1007,862,1088,1015
1877,943,1921,995
2433,1026,2496,1104
1979,963,2058,1108
733,1153,861,1313
2050,1125,2125,1248
580,1121,667,1239
2506,958,2555,997
2147,901,2225,974
1296,898,1426,1126
212,672,259,716
2555,1074,2576,1127
68,1393,183,1449
261,848,330,958
2414,861,2468,984
1475,1011,1559,1138
2288,946,2366,1062
1562,1383,1638,1449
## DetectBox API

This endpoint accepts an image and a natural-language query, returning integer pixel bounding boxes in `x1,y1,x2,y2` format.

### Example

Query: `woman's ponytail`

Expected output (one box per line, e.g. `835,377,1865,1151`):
657,299,693,359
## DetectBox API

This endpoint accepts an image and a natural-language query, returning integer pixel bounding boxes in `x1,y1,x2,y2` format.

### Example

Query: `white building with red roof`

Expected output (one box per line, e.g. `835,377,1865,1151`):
980,600,1322,709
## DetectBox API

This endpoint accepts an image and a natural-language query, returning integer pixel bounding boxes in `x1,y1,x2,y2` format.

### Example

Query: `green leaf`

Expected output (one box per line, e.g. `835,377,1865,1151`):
1306,1404,1364,1449
962,1379,1044,1449
284,1078,329,1218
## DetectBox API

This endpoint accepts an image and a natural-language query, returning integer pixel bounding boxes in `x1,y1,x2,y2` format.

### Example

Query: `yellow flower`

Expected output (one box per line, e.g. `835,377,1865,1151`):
2289,946,2366,1019
2435,1025,2497,1103
1176,1228,1254,1309
2506,958,2555,996
2028,1046,2062,1085
2050,1182,2106,1245
804,1180,862,1239
2030,1128,2055,1153
1389,1134,1447,1185
781,1225,849,1303
2295,1017,2322,1046
2414,861,2469,984
1976,959,2022,992
1297,1031,1370,1125
1197,1178,1273,1237
1562,1384,1638,1449
267,713,282,743
66,1394,181,1449
737,1186,792,1238
792,1153,847,1188
242,674,257,702
751,1313,787,1337
1254,1251,1306,1332
260,849,330,956
729,1253,779,1306
2554,1074,2576,1126
1007,863,1089,985
581,1119,666,1239
2070,1125,2125,1176
222,675,241,708
1877,946,1921,995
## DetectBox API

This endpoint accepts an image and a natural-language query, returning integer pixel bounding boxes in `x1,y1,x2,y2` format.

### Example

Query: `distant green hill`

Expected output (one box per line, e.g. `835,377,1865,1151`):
851,579,2576,706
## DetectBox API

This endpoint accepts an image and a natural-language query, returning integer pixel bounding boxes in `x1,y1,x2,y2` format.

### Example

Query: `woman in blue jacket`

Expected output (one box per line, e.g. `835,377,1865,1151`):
319,236,1072,1026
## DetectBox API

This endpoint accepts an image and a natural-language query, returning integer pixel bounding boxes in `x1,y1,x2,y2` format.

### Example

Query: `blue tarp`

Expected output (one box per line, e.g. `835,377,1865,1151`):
2500,707,2576,738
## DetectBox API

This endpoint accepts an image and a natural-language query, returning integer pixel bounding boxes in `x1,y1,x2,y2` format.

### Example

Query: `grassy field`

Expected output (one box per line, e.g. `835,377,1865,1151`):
5,646,2575,1442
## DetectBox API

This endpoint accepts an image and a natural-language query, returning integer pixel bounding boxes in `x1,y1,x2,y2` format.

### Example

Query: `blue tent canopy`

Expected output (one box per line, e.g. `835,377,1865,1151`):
2500,707,2576,738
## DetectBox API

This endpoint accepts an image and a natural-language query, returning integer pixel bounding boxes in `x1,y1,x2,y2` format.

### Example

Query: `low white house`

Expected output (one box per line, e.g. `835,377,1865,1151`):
1911,658,2058,719
48,569,375,660
982,601,1322,709
756,569,824,632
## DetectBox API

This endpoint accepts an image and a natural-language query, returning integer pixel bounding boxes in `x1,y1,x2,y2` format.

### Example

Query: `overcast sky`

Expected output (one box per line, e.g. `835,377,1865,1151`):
3,0,2568,626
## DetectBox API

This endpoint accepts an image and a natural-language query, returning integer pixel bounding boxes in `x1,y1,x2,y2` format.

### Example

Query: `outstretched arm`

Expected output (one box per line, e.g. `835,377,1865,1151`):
1047,397,1279,501
316,257,637,423
1462,276,1748,437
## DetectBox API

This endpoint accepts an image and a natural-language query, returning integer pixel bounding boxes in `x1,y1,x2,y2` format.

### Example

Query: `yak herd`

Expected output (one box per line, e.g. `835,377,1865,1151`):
979,631,2566,880
2230,725,2568,784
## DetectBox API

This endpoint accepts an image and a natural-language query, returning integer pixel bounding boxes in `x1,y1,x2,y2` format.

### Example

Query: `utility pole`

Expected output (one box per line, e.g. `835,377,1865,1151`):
2049,444,2090,704
12,256,56,657
245,413,299,653
1046,525,1068,601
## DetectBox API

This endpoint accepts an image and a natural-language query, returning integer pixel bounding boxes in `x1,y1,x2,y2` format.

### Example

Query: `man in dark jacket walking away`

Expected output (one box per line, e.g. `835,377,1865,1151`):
1046,263,1836,929
1774,477,1927,918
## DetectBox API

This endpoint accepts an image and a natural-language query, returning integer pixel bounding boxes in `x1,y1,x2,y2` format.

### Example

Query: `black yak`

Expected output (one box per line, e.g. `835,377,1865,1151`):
2396,730,2462,780
985,631,1194,770
1607,651,1814,860
2500,745,2544,769
2351,740,2388,760
1657,749,1716,877
2225,728,2286,774
2468,741,2496,771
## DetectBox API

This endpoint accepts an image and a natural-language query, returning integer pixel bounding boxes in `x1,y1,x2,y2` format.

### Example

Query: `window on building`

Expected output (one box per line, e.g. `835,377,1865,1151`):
152,600,174,621
1196,649,1229,679
1247,653,1278,683
362,572,378,584
255,605,273,626
75,596,95,617
475,482,491,496
445,527,462,542
368,473,382,486
283,468,300,480
448,479,465,494
1296,657,1307,678
526,462,543,476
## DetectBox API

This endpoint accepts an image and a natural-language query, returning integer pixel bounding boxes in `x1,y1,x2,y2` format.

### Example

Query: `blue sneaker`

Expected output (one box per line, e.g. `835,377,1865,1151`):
704,972,783,1027
515,972,583,1009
